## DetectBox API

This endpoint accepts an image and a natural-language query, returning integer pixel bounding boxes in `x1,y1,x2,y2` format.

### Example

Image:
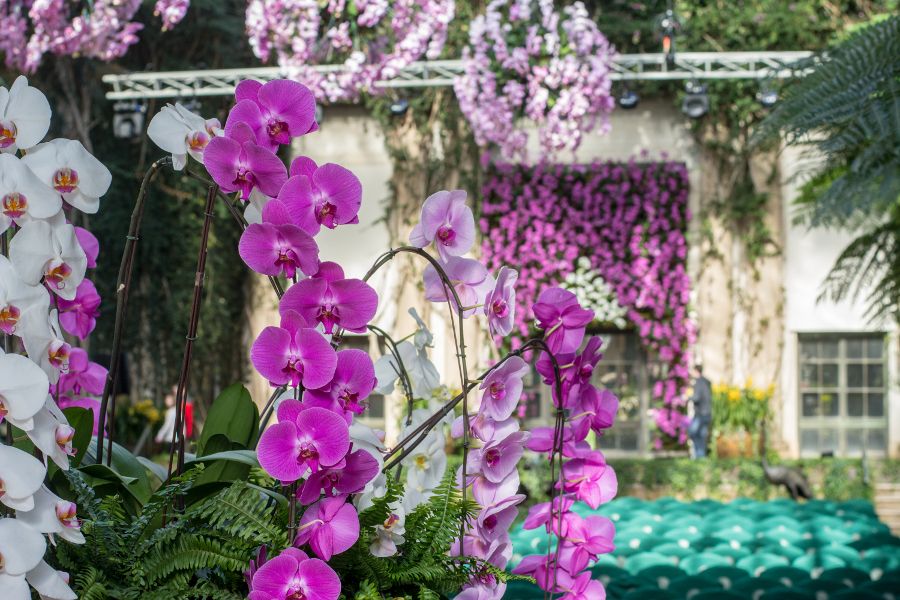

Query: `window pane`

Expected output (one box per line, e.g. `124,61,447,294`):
846,339,864,359
868,393,884,417
800,342,818,361
800,429,818,452
820,429,837,452
846,430,863,455
800,364,818,387
821,393,839,416
867,364,884,388
866,337,883,359
847,393,864,417
802,393,819,417
820,340,839,359
867,429,885,451
821,364,839,387
846,364,864,388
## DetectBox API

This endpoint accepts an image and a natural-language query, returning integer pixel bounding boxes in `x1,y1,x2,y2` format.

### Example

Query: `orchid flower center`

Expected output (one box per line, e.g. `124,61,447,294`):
0,120,17,147
232,167,257,197
491,298,509,318
316,303,340,333
436,225,456,245
55,500,79,529
484,448,501,467
56,425,76,456
0,304,20,335
483,514,498,529
489,381,506,401
383,513,400,530
338,387,364,413
283,356,304,388
52,168,79,193
266,118,291,144
185,130,210,153
297,441,319,463
413,454,429,470
315,201,337,228
286,584,307,600
275,247,299,279
44,259,73,290
0,396,7,419
2,192,27,219
48,340,71,372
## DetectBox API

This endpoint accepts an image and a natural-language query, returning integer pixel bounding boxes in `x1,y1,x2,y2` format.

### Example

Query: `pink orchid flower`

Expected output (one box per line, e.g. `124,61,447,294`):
561,515,615,572
257,403,349,482
559,449,618,509
248,547,340,600
479,356,529,421
472,431,529,483
476,494,525,542
250,311,337,388
522,496,575,532
73,227,99,269
56,279,100,340
298,448,378,504
423,256,494,318
295,495,359,561
532,287,594,354
557,571,607,600
511,554,561,592
470,469,520,507
203,122,287,200
409,189,475,261
238,221,319,280
57,348,106,397
304,349,376,422
279,270,378,335
483,266,517,338
276,156,362,236
230,79,318,149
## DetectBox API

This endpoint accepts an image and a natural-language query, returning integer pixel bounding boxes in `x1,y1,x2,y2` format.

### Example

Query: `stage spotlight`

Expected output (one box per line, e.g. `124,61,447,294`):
618,89,640,110
112,101,146,139
757,86,778,108
389,97,410,116
681,81,709,119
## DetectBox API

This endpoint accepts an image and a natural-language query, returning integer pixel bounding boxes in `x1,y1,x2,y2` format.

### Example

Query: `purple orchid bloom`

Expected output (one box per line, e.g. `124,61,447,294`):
522,496,576,531
532,287,594,354
483,266,517,338
229,79,318,149
476,494,525,542
423,256,494,318
409,190,475,261
203,122,287,200
250,311,337,388
556,571,607,600
295,495,360,561
471,469,520,507
562,515,615,572
279,273,378,335
511,554,561,592
56,279,100,340
305,349,376,422
257,403,350,482
473,431,529,483
559,449,617,509
479,356,529,421
73,226,99,269
298,448,378,504
248,547,340,600
58,348,106,397
238,222,319,280
276,157,362,236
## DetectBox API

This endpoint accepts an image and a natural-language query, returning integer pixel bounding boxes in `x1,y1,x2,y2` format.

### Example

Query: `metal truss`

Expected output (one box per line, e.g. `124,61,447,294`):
103,51,814,100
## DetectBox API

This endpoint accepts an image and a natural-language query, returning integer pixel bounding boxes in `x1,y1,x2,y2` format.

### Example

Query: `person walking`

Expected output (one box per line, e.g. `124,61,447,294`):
688,363,712,458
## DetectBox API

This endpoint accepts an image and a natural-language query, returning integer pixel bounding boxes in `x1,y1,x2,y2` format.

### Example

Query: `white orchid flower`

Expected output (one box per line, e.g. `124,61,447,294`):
0,571,30,599
26,399,75,471
0,154,61,233
0,445,46,511
16,486,84,544
370,501,406,557
0,517,47,577
0,255,50,339
21,309,70,384
350,421,386,468
355,472,388,513
26,560,76,600
408,307,433,350
9,220,86,301
243,187,271,225
374,340,440,399
147,103,222,170
22,139,112,214
0,349,50,431
0,76,51,154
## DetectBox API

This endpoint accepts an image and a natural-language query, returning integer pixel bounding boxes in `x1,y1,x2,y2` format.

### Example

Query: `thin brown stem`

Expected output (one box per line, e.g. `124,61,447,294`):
97,158,169,465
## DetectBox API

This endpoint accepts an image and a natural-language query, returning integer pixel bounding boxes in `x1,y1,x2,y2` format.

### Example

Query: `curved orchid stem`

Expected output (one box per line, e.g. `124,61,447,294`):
366,324,414,426
258,385,289,433
96,157,169,466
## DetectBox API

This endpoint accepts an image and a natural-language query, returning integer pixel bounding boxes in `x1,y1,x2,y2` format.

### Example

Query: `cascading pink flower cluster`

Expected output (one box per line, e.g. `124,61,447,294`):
170,77,382,600
480,159,695,445
512,287,618,599
454,0,616,160
245,0,455,103
0,0,188,72
0,76,112,600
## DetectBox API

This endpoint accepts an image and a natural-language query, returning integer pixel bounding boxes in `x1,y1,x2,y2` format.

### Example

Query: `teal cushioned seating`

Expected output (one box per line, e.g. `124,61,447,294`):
606,579,649,599
662,526,704,544
614,534,665,558
758,588,813,600
692,592,744,600
635,565,686,590
820,544,862,565
701,566,751,590
501,580,544,599
756,541,805,562
730,576,784,597
828,590,883,600
857,549,900,574
715,526,756,545
665,574,724,597
653,542,695,561
851,533,900,551
591,552,620,568
679,552,734,575
736,552,791,576
757,516,801,532
624,551,678,573
795,577,851,596
859,578,900,596
759,566,811,588
812,528,855,546
590,563,630,585
819,566,871,587
762,528,809,546
793,552,847,572
619,588,678,600
707,543,751,562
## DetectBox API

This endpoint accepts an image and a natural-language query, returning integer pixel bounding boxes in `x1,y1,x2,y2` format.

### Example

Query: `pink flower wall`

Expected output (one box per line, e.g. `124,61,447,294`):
480,160,696,444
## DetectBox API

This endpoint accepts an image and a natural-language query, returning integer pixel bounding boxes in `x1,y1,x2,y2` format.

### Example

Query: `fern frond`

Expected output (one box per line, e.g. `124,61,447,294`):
190,480,288,547
140,534,248,586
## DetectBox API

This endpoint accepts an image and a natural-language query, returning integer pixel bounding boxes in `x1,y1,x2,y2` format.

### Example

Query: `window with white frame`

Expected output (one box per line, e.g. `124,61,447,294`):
798,334,888,457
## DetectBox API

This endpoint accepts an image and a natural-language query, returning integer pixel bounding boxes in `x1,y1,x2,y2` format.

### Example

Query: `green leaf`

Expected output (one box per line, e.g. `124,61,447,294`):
185,448,259,468
188,435,253,503
63,407,93,468
197,383,259,454
85,439,153,505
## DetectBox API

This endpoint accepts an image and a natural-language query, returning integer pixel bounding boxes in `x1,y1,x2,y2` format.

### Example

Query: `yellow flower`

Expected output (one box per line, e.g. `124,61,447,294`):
745,377,754,389
728,389,740,403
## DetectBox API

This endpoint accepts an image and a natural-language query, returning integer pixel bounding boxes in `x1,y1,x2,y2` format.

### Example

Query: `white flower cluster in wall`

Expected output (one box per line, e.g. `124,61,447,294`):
561,257,628,329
